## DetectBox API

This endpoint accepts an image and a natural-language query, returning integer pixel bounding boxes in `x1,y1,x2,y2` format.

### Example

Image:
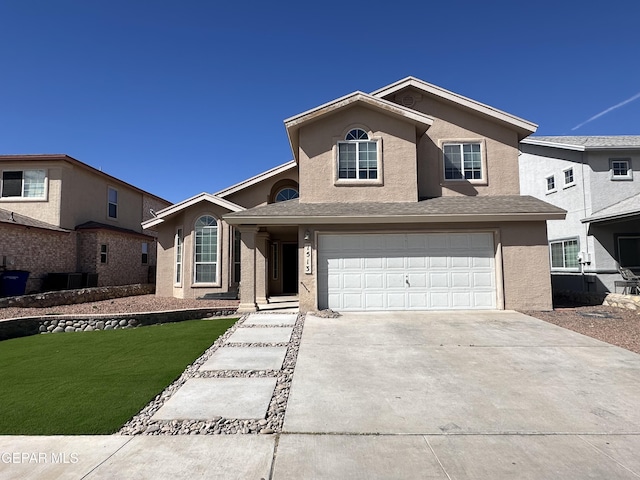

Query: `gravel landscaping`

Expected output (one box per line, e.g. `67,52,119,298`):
0,294,239,320
522,305,640,355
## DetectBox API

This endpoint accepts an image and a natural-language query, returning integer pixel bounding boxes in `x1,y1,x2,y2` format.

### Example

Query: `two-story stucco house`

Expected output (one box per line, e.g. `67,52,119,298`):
519,136,640,294
144,77,565,313
0,154,170,294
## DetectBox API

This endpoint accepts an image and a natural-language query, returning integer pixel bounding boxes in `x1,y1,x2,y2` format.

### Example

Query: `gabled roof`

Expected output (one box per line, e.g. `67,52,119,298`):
214,160,297,198
372,76,538,139
581,192,640,224
0,208,69,232
284,91,434,161
522,135,640,151
142,192,244,229
224,196,565,225
0,154,171,205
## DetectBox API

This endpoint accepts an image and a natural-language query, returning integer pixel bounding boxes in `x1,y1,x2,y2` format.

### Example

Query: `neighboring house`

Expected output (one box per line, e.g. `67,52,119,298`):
144,77,565,313
519,136,640,294
0,154,170,294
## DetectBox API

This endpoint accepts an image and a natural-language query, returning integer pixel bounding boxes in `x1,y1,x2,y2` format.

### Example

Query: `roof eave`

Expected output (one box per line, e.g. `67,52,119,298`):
224,212,566,226
142,193,245,230
284,91,434,162
372,77,538,139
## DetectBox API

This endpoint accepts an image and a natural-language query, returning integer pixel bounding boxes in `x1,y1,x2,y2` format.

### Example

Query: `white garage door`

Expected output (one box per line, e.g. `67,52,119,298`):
318,232,497,311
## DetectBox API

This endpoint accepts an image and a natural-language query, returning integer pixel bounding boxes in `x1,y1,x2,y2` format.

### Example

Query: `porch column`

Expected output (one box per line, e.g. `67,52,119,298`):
236,226,258,313
255,231,270,305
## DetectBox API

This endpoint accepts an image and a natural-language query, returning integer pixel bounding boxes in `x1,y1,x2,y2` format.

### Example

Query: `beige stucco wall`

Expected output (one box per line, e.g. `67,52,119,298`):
0,162,63,226
298,105,418,203
297,221,552,313
222,169,299,208
154,203,234,299
500,221,553,310
395,90,521,198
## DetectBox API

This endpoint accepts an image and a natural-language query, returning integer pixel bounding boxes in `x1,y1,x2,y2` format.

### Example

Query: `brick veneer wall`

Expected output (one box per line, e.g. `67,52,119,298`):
79,230,156,286
0,223,77,294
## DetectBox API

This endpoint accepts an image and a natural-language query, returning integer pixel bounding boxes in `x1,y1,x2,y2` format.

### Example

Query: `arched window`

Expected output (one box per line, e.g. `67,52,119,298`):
338,128,378,179
275,187,299,202
194,215,218,283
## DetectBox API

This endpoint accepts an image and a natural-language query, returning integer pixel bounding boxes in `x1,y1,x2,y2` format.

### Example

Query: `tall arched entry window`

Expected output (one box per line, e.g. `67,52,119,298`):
194,215,218,283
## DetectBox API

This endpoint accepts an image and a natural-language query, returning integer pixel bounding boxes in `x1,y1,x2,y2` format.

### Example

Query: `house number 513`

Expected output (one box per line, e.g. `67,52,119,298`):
304,243,312,274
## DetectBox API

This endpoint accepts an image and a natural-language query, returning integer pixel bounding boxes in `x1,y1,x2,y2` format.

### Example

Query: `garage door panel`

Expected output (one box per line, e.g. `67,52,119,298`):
451,272,471,287
429,272,449,288
318,232,497,311
386,273,405,288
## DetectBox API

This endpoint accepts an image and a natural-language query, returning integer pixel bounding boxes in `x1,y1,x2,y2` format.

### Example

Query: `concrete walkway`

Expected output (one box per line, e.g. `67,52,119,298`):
2,311,640,479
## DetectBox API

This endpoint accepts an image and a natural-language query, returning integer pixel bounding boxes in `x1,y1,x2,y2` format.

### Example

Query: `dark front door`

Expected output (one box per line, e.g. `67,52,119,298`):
281,243,298,294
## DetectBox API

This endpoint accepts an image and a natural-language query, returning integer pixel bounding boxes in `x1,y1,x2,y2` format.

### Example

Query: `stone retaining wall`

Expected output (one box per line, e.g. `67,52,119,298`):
603,293,640,311
0,284,155,309
0,307,238,342
555,290,640,313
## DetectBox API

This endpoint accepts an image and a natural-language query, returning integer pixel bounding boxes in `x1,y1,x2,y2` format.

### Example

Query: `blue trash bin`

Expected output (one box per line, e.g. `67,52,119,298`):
1,270,30,297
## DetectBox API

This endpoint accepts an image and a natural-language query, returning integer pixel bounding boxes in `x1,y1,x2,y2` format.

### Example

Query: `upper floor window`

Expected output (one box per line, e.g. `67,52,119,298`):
611,158,632,180
275,187,299,202
546,175,556,193
563,167,575,188
194,215,218,284
550,238,579,270
337,129,378,180
107,187,118,219
1,169,46,199
443,143,483,181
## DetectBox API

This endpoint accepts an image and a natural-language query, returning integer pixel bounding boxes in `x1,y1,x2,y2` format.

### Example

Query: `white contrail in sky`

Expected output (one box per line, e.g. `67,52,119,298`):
572,91,640,131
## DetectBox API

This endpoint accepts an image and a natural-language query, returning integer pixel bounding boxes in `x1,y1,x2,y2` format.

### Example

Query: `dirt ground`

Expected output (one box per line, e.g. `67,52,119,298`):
522,305,640,355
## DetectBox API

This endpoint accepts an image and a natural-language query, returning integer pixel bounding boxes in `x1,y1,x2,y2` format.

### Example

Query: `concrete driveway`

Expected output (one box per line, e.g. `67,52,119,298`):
2,311,640,479
275,311,640,478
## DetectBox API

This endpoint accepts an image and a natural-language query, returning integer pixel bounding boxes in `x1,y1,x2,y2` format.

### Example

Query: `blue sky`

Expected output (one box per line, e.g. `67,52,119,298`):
1,0,639,203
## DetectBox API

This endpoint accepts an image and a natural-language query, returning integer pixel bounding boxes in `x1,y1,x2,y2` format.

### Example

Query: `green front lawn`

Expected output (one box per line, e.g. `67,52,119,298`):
0,318,237,435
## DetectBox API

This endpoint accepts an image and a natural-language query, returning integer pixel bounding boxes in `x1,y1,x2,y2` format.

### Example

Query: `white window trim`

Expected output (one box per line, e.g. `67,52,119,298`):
174,227,183,287
549,238,580,271
0,168,48,201
107,186,118,220
333,127,384,187
562,167,576,189
545,175,556,194
274,186,299,202
439,139,488,185
610,158,633,181
193,215,221,287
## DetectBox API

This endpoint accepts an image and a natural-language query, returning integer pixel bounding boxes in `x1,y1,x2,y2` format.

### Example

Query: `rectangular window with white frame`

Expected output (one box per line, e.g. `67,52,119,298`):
107,187,118,219
1,169,47,199
550,238,580,270
442,142,485,182
563,167,575,188
546,175,556,193
610,158,632,180
175,228,183,285
617,235,640,268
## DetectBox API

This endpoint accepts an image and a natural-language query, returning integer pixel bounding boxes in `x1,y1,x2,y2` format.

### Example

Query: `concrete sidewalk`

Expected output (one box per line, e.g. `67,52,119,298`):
2,311,640,479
